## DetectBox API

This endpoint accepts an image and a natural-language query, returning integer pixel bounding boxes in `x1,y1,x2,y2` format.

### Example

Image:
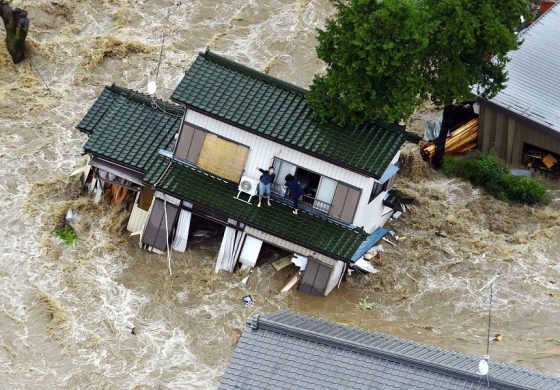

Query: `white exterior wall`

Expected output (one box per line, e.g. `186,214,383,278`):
185,110,401,232
355,149,402,233
324,260,346,296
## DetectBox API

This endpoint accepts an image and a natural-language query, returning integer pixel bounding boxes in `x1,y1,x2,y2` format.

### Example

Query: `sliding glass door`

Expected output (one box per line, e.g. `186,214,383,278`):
313,176,337,213
272,159,297,190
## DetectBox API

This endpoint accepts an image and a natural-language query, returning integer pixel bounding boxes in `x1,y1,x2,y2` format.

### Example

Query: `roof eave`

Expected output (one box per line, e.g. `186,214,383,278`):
479,99,560,140
146,181,357,262
84,150,146,174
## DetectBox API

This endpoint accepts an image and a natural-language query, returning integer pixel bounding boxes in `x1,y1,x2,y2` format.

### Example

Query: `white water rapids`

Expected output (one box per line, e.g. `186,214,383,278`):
0,1,558,388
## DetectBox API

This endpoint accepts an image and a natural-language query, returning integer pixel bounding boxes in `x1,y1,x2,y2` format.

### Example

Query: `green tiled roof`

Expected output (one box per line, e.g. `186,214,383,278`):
77,85,184,171
144,157,367,261
172,51,405,179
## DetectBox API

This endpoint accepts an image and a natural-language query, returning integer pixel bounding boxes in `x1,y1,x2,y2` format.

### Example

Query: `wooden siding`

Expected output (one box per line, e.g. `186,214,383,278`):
244,226,337,267
479,103,560,165
138,188,154,211
185,110,389,228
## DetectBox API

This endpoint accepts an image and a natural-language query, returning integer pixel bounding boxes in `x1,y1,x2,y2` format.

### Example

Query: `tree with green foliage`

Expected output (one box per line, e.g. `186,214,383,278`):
308,0,529,167
308,0,432,127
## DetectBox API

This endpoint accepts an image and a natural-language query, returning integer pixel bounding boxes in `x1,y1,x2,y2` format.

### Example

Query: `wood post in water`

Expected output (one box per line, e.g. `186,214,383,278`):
432,104,454,170
0,1,29,64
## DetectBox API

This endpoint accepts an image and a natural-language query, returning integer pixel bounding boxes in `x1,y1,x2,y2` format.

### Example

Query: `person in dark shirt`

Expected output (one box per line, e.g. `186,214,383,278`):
257,166,275,207
284,174,304,215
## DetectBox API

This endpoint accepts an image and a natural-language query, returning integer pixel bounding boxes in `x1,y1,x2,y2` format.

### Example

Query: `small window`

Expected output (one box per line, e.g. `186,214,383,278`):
383,174,397,191
369,181,384,203
370,164,399,203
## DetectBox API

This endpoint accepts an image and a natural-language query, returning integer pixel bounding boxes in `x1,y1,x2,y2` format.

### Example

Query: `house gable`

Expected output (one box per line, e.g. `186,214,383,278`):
77,85,184,172
171,50,405,179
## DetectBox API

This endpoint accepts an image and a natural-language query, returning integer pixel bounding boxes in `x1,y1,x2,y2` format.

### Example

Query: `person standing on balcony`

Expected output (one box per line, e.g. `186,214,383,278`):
257,166,276,207
284,174,304,215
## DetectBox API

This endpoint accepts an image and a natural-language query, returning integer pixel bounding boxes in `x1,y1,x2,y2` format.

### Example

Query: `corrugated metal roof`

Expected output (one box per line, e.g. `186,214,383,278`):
219,311,560,390
488,4,560,133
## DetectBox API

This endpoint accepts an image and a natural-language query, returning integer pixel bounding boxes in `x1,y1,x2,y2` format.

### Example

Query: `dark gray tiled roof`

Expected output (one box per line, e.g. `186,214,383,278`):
488,4,560,133
219,311,560,390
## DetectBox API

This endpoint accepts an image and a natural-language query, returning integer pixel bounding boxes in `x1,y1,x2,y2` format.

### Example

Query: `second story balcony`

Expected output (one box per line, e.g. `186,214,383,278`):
270,157,360,226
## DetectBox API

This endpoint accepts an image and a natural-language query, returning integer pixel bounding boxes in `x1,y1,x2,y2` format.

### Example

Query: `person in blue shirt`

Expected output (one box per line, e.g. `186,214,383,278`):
284,174,304,215
257,166,276,207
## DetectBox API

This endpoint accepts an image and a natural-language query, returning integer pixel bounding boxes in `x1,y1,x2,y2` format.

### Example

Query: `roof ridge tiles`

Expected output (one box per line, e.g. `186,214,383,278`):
108,84,184,117
203,50,309,96
251,312,558,390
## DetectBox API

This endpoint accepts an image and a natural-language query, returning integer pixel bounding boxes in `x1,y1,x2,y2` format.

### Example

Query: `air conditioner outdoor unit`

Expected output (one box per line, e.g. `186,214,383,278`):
235,176,260,204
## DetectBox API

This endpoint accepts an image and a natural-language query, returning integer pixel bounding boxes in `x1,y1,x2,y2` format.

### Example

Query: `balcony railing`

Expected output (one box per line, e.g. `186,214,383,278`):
271,183,332,216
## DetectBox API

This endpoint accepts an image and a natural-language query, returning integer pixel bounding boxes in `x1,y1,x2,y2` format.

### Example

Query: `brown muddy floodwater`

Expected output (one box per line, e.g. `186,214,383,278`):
0,1,559,388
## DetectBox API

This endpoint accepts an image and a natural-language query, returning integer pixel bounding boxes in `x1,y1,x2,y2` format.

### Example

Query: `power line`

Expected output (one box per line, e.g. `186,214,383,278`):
149,1,183,115
28,57,51,93
486,281,494,356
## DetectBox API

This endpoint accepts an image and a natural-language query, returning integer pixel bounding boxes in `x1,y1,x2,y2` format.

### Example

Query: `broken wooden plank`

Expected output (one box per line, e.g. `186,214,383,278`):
280,271,301,293
271,255,293,271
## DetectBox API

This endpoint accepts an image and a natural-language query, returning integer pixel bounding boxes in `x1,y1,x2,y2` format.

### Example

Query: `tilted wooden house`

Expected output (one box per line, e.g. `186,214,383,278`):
77,51,405,296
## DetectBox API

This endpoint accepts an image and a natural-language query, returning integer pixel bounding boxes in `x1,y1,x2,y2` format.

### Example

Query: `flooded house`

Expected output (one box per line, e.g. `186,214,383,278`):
76,50,406,296
478,4,560,177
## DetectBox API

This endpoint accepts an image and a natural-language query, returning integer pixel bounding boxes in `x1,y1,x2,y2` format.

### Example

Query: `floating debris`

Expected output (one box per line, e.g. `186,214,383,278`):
421,118,479,160
65,208,74,224
241,295,254,306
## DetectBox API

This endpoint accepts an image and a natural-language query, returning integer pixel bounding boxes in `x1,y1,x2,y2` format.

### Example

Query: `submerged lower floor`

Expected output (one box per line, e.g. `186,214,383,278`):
80,154,394,296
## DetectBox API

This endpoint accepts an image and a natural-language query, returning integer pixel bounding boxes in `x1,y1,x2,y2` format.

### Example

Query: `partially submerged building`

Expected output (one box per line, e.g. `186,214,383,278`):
220,311,560,390
77,51,405,296
77,84,184,231
478,4,560,177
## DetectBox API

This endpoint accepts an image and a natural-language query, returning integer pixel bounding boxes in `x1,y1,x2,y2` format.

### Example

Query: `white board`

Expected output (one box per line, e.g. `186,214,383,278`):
126,203,149,233
171,209,192,252
238,236,263,268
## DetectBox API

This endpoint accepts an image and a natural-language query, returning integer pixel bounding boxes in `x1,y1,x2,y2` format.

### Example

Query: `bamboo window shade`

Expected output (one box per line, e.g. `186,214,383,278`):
196,134,249,182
